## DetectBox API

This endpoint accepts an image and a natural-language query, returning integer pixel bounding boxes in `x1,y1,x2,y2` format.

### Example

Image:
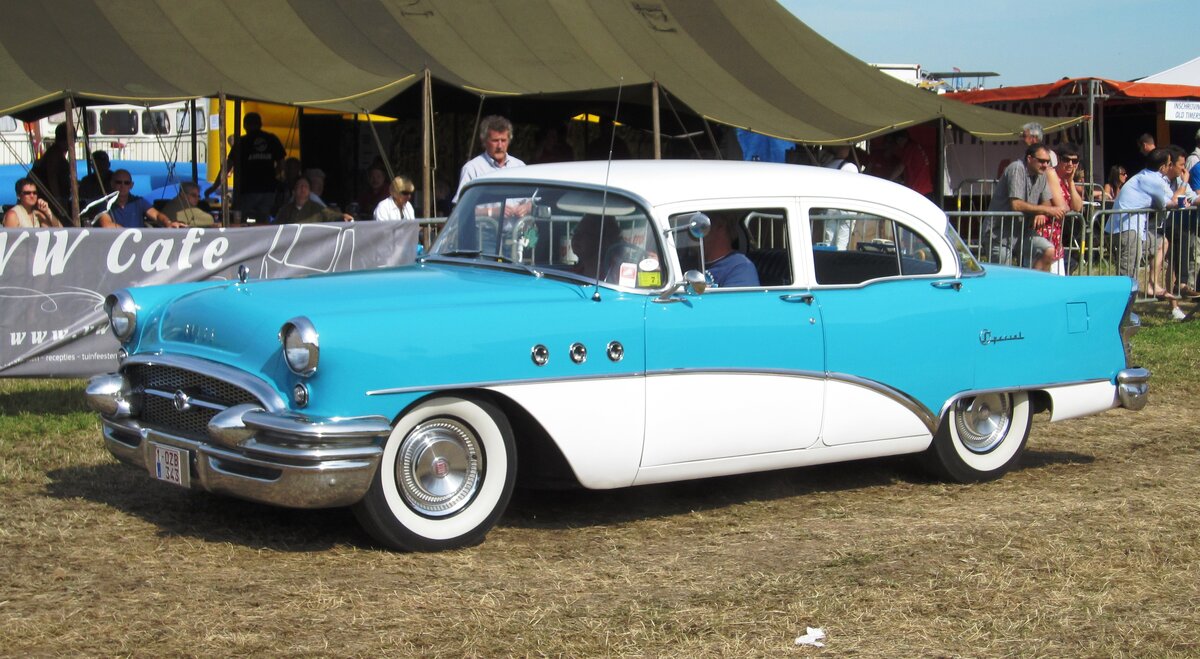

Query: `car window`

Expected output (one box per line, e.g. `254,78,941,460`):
946,224,984,275
669,208,792,288
810,208,941,285
432,185,665,289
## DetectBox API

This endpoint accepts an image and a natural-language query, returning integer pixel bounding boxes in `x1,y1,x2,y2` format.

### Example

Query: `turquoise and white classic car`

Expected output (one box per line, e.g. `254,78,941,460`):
87,160,1149,551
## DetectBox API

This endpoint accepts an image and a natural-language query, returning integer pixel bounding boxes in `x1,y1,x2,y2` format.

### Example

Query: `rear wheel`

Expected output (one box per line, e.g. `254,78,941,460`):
354,396,516,551
925,391,1031,483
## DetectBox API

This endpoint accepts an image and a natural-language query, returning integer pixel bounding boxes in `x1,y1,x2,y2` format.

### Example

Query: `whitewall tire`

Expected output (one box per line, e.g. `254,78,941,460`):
926,391,1031,483
354,396,516,551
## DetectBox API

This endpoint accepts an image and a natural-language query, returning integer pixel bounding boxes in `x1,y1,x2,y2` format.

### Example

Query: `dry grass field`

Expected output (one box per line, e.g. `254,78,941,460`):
2,311,1198,657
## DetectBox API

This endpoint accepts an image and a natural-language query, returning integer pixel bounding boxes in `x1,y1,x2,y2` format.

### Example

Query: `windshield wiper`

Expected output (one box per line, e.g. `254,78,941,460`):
489,254,543,278
426,250,543,277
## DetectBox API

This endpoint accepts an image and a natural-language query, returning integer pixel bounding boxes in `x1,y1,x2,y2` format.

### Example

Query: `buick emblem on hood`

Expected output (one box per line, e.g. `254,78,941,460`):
173,390,192,412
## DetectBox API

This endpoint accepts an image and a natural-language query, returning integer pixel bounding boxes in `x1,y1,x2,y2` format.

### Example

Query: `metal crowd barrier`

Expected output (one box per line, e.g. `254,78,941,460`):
952,178,998,213
947,207,1200,304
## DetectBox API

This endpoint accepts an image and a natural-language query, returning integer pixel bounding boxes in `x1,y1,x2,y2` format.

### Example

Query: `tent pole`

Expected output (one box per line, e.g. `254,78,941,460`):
936,118,947,208
1086,80,1096,200
218,91,228,227
64,96,81,226
190,99,199,184
80,102,93,178
702,118,721,159
652,80,661,160
423,68,432,221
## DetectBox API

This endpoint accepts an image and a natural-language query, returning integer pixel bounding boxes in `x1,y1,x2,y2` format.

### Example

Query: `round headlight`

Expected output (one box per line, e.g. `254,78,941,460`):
280,317,319,376
105,291,138,342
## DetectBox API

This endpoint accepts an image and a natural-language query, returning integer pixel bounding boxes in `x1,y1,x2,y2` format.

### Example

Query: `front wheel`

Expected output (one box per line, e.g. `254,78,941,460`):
924,391,1031,483
354,396,516,551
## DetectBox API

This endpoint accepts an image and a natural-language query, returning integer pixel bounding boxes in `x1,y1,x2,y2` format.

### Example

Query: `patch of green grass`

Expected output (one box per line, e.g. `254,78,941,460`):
1130,309,1200,390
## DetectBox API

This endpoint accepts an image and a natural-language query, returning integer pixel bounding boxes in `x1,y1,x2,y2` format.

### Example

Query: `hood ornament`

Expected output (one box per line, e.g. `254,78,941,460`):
237,264,250,284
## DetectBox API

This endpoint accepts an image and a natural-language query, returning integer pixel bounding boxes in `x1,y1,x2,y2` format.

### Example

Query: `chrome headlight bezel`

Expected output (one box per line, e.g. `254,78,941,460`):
280,317,319,377
105,290,138,343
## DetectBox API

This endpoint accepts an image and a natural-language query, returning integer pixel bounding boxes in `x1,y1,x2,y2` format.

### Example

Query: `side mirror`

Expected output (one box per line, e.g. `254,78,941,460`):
685,212,711,239
656,269,708,303
684,269,707,295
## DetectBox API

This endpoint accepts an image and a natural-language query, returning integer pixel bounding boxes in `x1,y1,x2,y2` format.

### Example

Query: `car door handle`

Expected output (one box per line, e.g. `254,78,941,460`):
931,280,962,291
779,293,814,304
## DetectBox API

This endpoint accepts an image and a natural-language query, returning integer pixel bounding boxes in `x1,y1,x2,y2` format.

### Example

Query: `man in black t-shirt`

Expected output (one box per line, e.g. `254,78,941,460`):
206,112,285,222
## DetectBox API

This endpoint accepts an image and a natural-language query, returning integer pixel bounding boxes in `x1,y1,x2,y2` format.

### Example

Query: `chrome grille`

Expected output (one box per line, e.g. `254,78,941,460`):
126,364,262,439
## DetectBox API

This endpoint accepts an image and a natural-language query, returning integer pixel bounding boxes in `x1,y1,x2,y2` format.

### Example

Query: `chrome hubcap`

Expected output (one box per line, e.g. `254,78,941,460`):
954,393,1012,454
396,419,482,517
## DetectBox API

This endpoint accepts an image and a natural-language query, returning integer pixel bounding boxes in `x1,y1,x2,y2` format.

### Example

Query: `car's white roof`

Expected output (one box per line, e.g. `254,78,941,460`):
472,159,947,229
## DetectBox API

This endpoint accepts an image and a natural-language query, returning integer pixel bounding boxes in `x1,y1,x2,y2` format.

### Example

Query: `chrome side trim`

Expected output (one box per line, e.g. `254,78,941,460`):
937,378,1111,420
366,371,645,396
121,353,287,412
367,366,938,434
824,372,938,434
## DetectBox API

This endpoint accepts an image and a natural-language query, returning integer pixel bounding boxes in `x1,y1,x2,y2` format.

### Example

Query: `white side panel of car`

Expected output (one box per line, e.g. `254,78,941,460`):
643,373,824,467
633,435,930,486
1043,380,1119,421
821,380,933,445
488,377,646,490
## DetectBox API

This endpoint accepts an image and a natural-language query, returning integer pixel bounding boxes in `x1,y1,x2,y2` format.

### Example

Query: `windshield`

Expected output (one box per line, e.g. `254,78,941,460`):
431,184,665,289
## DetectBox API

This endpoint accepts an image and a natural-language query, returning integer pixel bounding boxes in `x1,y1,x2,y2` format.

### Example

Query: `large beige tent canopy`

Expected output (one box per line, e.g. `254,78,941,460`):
0,0,1075,143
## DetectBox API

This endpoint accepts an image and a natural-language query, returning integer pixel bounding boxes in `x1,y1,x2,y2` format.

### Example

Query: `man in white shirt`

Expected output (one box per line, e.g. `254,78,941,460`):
452,115,525,204
374,176,416,221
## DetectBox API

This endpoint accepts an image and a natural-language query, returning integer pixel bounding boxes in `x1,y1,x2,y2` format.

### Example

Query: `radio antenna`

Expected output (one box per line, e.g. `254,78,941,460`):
591,77,624,302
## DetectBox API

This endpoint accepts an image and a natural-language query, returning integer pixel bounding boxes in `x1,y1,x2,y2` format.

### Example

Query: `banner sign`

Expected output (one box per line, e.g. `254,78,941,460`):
1,222,418,377
1166,100,1200,123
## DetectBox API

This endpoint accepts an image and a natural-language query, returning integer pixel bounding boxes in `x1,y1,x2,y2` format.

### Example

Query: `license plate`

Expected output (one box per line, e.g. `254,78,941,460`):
151,443,191,488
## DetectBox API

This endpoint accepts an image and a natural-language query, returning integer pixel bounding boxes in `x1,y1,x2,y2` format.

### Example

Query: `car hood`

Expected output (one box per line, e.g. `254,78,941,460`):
144,262,594,360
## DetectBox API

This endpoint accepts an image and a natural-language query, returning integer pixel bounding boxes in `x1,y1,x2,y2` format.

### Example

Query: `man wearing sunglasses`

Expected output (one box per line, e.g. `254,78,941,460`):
985,142,1065,268
3,178,62,228
96,169,182,229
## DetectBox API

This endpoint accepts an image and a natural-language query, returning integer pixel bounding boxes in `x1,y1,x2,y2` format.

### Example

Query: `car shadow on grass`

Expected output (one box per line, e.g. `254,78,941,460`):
44,463,371,551
42,447,1092,551
501,446,1094,531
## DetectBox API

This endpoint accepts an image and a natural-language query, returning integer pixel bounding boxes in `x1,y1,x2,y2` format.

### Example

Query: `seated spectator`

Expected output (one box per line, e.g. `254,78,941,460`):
273,156,304,213
305,168,328,207
356,165,389,218
160,182,214,227
1043,143,1084,275
3,177,62,228
374,176,416,221
97,170,181,228
77,150,113,204
985,143,1062,270
1104,165,1127,202
703,213,759,287
275,176,353,224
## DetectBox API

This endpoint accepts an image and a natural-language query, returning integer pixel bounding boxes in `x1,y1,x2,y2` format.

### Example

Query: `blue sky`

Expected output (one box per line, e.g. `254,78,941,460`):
781,0,1187,87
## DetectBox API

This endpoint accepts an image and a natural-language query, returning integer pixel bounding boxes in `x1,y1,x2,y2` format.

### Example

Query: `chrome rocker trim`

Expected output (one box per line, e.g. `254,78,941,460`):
88,371,392,509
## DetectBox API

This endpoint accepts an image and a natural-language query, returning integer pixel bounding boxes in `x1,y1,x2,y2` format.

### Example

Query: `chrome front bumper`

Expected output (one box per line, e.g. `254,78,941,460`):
87,373,392,509
1116,367,1150,411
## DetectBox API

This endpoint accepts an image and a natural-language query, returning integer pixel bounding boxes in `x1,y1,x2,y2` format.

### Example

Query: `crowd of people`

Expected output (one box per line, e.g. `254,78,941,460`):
10,110,1200,311
978,121,1200,319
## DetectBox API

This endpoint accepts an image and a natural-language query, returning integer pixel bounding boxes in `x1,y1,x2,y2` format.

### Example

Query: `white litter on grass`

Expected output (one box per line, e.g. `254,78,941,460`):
794,626,826,647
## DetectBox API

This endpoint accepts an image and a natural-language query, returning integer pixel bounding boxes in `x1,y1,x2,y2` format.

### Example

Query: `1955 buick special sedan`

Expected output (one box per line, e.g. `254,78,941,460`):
87,160,1149,551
